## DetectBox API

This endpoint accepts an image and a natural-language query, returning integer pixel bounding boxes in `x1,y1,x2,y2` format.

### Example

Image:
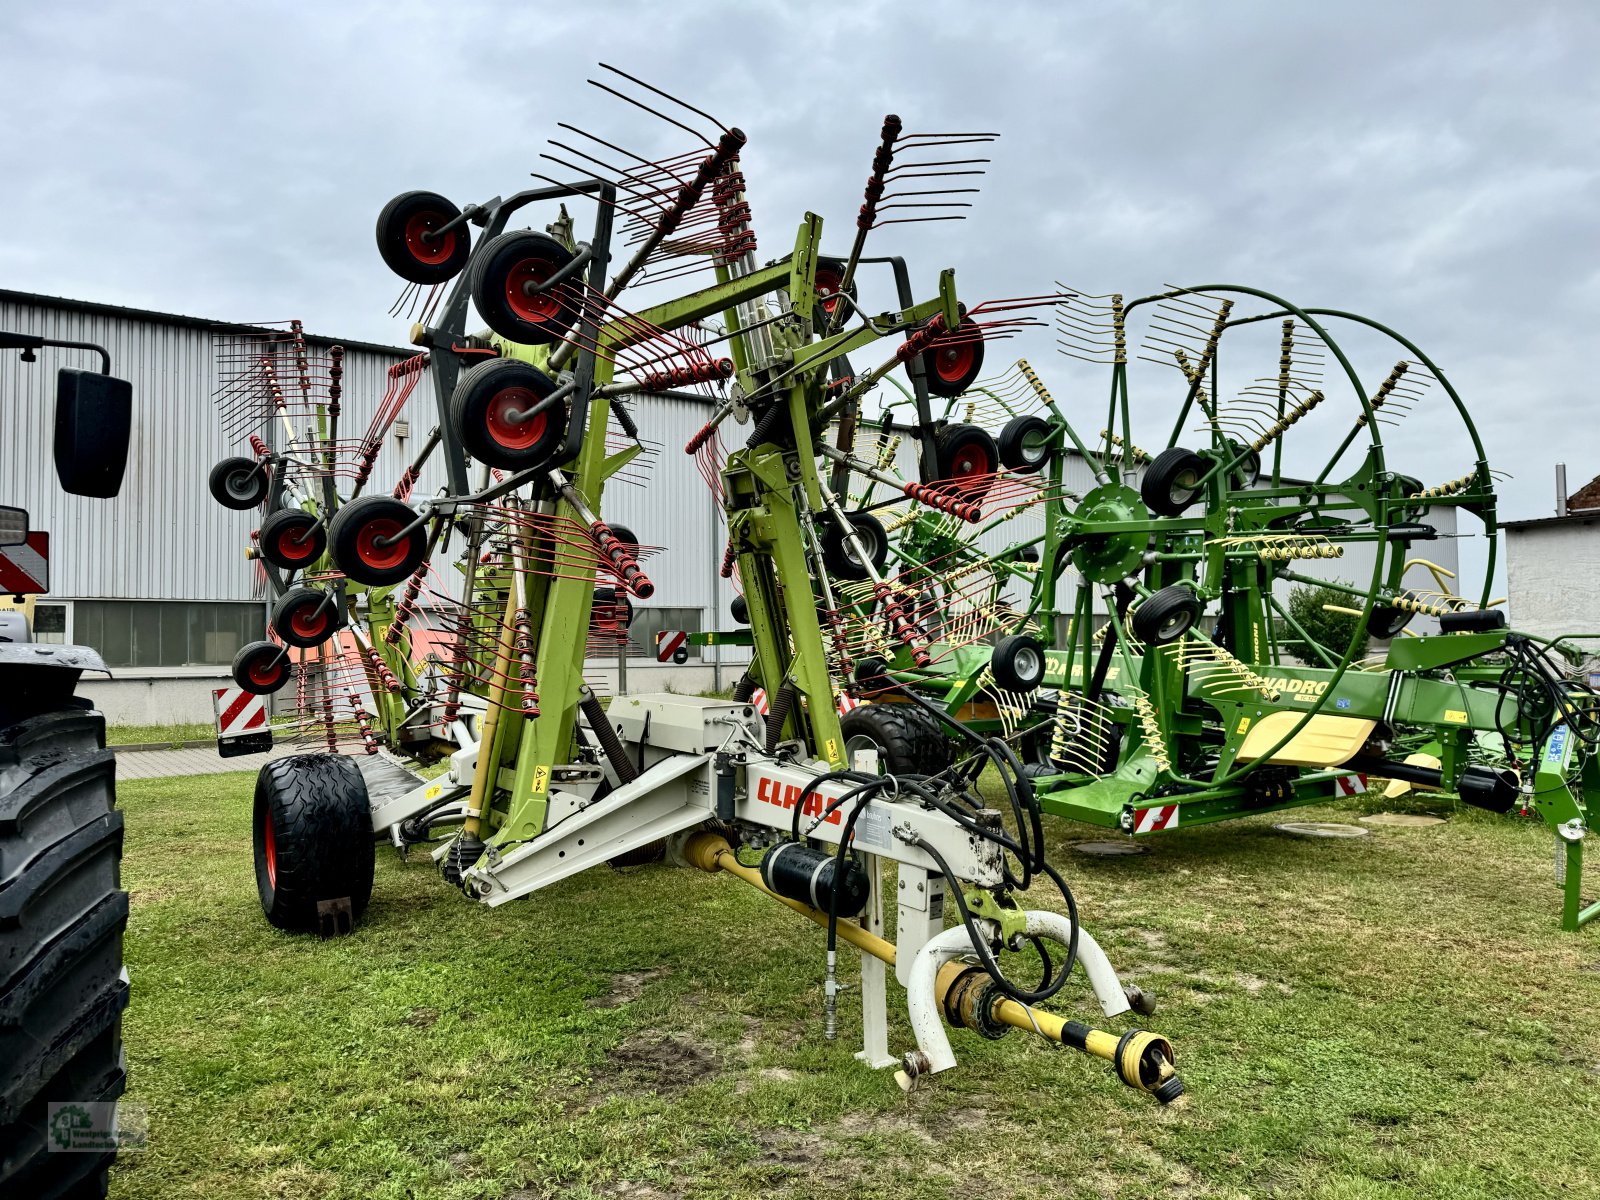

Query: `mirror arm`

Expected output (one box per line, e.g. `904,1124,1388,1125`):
0,331,111,374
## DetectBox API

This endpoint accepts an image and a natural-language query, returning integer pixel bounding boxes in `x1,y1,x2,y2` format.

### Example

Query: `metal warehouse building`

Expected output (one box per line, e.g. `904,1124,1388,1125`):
0,289,746,723
0,287,1460,726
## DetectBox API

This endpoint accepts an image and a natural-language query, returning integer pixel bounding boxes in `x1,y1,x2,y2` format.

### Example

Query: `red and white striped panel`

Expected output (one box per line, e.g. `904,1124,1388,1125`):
655,630,688,662
746,688,857,718
1132,804,1179,834
213,687,268,739
1334,772,1368,797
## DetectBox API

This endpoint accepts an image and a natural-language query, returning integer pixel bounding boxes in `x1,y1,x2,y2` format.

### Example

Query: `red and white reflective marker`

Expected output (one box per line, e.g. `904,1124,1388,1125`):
747,687,858,718
1132,804,1179,834
1334,773,1368,797
0,532,49,595
213,687,268,740
655,630,688,662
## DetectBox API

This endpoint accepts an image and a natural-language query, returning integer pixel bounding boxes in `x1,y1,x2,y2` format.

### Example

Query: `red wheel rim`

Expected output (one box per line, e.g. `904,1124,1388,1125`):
288,601,331,640
485,388,548,450
816,269,843,315
933,339,976,384
355,518,411,571
247,653,284,688
274,523,318,563
504,258,565,323
263,810,277,890
949,440,993,481
404,211,456,265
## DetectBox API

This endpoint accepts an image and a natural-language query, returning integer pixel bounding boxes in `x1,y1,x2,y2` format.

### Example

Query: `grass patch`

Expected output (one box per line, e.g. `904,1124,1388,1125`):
107,722,216,747
113,775,1600,1199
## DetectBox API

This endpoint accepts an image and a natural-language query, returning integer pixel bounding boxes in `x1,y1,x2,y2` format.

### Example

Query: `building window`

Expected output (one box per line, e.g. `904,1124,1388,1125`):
32,603,68,645
71,600,260,669
626,607,702,661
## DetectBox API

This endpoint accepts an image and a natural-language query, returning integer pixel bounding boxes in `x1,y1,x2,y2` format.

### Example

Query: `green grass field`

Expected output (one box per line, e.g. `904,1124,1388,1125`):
111,772,1600,1199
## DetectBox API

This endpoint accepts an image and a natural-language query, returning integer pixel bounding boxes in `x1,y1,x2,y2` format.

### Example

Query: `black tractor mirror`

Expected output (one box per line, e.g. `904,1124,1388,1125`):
55,368,132,498
0,505,26,548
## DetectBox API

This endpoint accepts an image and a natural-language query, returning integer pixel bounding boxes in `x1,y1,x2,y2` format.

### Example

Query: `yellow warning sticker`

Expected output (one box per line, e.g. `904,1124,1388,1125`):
825,737,841,764
531,764,550,795
424,784,442,800
1444,709,1468,724
1237,717,1251,734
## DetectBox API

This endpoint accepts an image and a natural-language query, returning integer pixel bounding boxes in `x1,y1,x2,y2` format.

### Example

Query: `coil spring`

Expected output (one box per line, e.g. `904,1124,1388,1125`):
764,681,799,754
514,607,539,717
582,689,638,783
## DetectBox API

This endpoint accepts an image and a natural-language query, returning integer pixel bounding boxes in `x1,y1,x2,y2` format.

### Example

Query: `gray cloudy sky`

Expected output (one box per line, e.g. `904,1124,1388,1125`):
2,1,1596,594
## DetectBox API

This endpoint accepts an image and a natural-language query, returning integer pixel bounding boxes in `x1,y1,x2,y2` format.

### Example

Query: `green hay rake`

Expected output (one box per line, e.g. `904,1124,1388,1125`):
838,286,1600,930
204,70,1188,1101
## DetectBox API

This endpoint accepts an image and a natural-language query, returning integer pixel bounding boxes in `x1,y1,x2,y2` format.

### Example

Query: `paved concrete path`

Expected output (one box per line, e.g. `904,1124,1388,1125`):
116,745,307,780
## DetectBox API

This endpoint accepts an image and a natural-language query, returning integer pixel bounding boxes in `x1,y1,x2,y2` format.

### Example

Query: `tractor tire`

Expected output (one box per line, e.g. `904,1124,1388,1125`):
840,703,952,776
253,755,374,935
0,680,128,1199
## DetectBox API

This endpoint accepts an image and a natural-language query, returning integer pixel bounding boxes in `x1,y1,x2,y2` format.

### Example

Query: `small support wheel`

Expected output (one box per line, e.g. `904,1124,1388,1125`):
209,456,268,510
730,594,749,625
1131,586,1202,645
990,633,1046,693
232,639,292,695
920,316,985,397
819,511,888,581
469,230,581,345
933,423,999,493
258,508,326,571
998,414,1053,474
254,755,375,934
1141,447,1209,517
328,495,428,587
449,357,567,471
270,587,344,649
375,190,471,284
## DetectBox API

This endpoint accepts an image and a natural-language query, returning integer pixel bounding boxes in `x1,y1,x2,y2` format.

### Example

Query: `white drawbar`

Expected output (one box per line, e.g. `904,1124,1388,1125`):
905,910,1131,1075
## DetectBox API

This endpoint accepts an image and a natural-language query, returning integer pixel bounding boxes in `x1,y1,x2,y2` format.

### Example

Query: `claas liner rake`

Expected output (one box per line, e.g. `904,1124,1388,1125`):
205,67,1185,1101
840,284,1600,931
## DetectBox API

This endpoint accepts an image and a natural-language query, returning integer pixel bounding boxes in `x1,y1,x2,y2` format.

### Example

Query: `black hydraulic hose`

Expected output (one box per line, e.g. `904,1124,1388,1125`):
580,690,639,783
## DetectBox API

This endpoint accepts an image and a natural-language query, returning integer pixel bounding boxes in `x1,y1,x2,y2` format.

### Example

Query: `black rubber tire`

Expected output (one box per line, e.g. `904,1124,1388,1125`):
934,424,998,492
209,456,268,510
1132,586,1202,644
253,755,375,934
1367,604,1415,640
1225,439,1261,488
998,414,1053,474
730,594,749,625
605,524,638,552
469,230,580,346
1141,447,1209,517
231,640,292,695
376,190,471,285
840,703,952,775
921,316,985,398
328,495,428,587
449,357,567,472
820,512,888,581
270,587,343,649
991,633,1047,692
0,696,127,1200
258,508,326,572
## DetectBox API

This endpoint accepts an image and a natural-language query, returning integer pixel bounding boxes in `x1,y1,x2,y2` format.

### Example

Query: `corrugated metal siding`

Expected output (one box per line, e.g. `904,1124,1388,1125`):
0,296,434,604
